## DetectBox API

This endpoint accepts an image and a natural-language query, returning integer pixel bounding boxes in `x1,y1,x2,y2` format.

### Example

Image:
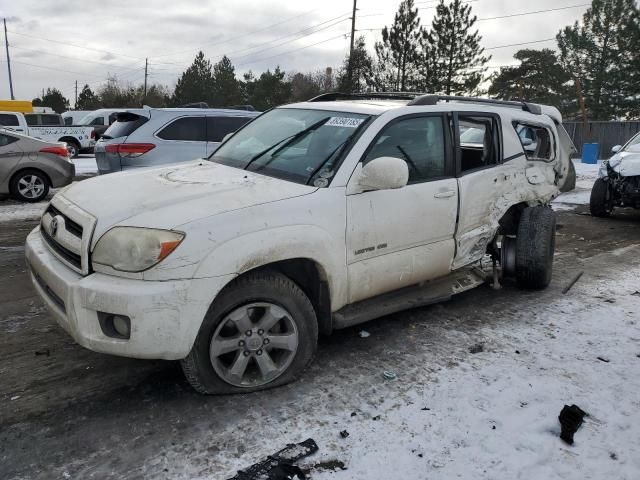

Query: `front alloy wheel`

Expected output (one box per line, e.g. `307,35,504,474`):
10,170,50,202
209,302,299,388
181,271,318,394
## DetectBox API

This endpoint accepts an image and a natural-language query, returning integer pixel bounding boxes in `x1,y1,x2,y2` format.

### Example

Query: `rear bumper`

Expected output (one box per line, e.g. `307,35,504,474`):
25,227,233,360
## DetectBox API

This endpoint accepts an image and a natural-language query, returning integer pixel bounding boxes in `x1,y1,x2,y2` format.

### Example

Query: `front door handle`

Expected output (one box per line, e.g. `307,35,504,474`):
434,190,456,199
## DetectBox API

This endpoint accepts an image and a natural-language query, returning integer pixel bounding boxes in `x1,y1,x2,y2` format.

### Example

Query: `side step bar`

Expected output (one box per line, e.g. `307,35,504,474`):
332,267,487,329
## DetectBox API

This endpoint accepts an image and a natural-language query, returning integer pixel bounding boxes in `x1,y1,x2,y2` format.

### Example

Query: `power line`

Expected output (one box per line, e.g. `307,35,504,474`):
6,29,146,61
485,38,556,50
10,44,142,71
477,3,590,21
0,58,106,78
153,7,322,59
236,32,350,68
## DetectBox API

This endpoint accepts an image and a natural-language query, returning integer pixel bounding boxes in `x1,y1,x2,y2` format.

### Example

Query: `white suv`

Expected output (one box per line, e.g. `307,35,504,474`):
26,94,576,394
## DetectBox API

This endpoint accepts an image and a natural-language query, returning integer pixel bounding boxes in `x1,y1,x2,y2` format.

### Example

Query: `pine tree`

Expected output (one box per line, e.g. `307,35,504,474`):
338,36,374,93
211,55,243,107
38,88,70,113
427,0,490,95
172,51,214,106
76,84,101,110
243,67,292,110
373,0,422,91
488,49,574,117
557,0,640,120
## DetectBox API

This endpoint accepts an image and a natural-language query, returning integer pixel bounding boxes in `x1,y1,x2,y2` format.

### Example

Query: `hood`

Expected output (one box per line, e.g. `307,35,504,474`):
608,151,640,177
59,160,317,241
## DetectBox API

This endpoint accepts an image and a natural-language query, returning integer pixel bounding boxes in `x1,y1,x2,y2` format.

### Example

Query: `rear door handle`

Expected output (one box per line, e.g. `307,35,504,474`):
434,190,456,199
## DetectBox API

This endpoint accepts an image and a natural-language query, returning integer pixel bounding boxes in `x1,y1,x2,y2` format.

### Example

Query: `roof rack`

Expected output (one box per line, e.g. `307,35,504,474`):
407,94,542,115
308,92,423,102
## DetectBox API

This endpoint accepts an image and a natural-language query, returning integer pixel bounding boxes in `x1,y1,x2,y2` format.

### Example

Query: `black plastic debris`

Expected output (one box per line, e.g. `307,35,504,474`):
228,438,318,480
597,356,610,363
469,343,484,354
267,464,306,480
558,405,588,445
339,430,349,438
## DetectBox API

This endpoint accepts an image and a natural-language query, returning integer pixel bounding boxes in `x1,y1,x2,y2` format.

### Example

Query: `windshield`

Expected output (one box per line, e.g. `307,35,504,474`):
623,132,640,153
210,108,371,186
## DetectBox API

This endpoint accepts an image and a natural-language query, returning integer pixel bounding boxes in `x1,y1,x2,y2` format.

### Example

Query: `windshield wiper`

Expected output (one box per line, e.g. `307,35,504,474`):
244,116,331,171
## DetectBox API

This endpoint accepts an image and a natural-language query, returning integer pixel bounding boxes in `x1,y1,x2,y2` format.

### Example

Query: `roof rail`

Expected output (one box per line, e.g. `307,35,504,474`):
308,92,423,102
407,95,542,115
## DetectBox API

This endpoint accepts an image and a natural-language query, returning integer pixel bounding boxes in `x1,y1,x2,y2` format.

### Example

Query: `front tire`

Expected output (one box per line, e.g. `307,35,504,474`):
181,271,318,394
590,178,613,217
10,169,50,202
515,206,556,289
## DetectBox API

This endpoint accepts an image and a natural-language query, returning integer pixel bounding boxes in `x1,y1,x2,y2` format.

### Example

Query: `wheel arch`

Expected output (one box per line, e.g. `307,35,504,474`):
218,258,333,336
10,166,52,191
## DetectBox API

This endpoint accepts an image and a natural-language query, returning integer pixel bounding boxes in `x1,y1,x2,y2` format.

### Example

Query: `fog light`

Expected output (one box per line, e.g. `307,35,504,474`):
98,312,131,340
112,315,130,338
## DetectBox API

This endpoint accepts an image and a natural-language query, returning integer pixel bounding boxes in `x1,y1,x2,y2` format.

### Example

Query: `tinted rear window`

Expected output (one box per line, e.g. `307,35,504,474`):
25,114,39,126
103,113,149,139
0,113,19,126
157,117,206,141
206,116,252,142
64,117,73,125
41,114,62,125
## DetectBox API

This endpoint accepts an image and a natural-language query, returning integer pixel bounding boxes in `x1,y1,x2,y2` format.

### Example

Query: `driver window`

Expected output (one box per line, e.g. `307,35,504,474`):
364,116,446,184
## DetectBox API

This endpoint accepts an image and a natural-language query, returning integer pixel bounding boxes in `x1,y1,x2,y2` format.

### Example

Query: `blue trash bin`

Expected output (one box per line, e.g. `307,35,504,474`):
582,143,599,164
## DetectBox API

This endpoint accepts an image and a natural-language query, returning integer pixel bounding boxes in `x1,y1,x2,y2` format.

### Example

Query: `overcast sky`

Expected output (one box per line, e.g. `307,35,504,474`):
0,0,598,104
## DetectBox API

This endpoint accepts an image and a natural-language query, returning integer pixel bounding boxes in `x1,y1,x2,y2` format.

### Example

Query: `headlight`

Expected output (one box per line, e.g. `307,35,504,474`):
92,227,185,272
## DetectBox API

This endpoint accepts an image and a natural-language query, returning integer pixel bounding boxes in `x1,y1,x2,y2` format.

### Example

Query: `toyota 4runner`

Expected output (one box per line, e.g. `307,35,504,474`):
25,93,577,394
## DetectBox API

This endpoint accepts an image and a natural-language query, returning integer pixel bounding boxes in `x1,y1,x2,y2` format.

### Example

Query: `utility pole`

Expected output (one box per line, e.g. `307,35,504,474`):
143,58,148,104
74,80,78,109
3,18,14,100
347,0,357,91
575,77,589,140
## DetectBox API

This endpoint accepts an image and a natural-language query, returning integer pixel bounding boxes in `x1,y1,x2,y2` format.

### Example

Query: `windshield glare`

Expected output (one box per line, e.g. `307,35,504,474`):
211,108,370,186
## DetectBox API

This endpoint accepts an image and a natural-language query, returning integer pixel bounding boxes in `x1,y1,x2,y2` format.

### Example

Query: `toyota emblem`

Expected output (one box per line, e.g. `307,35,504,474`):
50,217,59,237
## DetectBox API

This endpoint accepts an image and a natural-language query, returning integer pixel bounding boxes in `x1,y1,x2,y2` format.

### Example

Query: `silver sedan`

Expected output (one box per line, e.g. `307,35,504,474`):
0,128,75,202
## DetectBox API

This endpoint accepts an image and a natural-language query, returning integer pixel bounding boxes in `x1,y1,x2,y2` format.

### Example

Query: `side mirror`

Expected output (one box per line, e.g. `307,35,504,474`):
611,145,622,154
358,156,409,192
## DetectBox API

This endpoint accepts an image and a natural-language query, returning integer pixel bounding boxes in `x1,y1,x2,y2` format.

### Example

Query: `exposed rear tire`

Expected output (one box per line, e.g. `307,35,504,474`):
181,271,318,394
590,178,613,217
515,206,556,289
62,139,80,158
9,169,50,203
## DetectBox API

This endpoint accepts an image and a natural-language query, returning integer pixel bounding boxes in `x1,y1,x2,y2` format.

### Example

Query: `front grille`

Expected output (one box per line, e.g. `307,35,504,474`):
41,227,82,270
40,199,95,275
46,204,83,238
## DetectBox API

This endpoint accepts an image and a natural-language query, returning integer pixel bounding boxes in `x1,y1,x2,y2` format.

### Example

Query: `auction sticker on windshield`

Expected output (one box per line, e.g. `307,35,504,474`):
326,117,364,128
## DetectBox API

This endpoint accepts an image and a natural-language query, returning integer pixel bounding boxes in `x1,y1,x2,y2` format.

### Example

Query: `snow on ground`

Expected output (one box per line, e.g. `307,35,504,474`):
214,258,640,480
0,156,96,223
552,160,600,211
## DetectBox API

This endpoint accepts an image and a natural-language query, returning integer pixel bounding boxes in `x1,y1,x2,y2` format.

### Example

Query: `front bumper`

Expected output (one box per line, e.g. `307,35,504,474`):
25,227,234,360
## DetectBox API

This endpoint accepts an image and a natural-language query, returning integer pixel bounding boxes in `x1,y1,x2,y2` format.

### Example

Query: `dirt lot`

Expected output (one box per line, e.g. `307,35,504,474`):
1,203,639,479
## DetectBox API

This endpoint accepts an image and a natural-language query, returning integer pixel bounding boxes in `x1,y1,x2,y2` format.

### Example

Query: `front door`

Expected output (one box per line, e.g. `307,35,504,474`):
346,114,458,303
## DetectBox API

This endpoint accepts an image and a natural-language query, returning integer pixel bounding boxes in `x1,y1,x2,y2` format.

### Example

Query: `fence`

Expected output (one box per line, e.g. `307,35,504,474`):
564,121,640,159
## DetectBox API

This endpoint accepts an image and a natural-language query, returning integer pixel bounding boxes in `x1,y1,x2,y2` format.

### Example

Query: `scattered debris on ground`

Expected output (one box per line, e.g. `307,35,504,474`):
469,343,484,354
305,460,347,474
382,371,397,380
358,330,370,338
562,271,584,294
339,430,349,439
558,404,588,445
228,439,318,480
597,356,610,363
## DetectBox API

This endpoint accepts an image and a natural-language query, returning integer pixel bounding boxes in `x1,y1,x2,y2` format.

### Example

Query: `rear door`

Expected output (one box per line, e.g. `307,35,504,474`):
205,116,252,155
152,116,207,164
453,112,523,269
0,133,23,184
